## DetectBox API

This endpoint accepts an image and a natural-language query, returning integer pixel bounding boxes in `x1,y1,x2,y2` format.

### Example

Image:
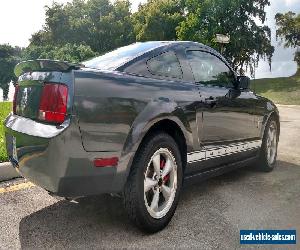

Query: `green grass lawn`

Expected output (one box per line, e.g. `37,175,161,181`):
251,72,300,105
0,102,12,162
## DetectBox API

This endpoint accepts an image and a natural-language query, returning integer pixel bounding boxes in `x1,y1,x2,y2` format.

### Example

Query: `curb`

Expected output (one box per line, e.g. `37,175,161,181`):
0,162,21,182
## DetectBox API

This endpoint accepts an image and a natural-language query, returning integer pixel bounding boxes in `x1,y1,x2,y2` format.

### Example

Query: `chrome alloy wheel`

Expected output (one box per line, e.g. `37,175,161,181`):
266,121,278,165
144,148,178,219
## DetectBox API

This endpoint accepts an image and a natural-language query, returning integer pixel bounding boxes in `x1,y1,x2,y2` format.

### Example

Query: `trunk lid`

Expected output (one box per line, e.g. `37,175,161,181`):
14,60,78,123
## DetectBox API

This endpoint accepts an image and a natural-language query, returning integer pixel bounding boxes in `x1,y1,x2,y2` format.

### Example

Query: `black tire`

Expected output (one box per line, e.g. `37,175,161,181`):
257,117,278,172
123,132,183,233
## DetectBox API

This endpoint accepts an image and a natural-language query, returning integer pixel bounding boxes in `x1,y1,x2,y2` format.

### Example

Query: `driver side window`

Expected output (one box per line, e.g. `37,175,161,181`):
186,50,235,88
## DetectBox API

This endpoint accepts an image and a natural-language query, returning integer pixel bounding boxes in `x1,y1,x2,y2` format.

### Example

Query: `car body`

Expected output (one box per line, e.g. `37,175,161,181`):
5,41,280,231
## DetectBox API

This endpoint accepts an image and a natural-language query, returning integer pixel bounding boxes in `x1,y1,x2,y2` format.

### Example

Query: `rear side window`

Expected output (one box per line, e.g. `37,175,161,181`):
186,50,235,88
147,51,182,79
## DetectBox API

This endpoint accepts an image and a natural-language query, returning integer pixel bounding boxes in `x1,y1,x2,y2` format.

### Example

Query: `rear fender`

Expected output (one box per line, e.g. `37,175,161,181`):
123,100,193,154
113,100,193,189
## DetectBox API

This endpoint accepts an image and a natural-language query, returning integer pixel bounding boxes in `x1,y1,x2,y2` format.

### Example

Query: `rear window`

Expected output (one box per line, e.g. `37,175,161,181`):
83,42,165,70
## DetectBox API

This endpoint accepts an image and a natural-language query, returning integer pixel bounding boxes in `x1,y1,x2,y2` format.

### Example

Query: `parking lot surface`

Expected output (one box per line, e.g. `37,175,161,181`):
0,106,299,249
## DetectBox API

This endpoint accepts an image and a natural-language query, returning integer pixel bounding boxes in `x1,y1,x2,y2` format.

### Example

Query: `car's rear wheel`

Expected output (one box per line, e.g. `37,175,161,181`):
123,132,182,233
258,117,279,172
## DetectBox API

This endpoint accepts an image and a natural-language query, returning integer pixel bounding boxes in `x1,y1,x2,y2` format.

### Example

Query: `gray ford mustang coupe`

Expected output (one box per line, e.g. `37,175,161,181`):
5,41,280,232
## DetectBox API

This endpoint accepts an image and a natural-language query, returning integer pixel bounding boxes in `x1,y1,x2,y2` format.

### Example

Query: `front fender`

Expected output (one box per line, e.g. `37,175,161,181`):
259,98,280,138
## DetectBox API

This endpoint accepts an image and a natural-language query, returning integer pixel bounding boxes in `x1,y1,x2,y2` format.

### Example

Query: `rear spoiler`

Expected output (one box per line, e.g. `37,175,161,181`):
14,59,84,77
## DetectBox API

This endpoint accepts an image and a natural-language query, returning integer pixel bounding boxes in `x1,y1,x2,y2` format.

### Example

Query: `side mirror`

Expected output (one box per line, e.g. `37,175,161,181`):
237,76,250,89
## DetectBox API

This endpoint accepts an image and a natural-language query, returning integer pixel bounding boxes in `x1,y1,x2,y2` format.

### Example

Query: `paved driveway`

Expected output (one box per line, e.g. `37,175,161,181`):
0,106,299,249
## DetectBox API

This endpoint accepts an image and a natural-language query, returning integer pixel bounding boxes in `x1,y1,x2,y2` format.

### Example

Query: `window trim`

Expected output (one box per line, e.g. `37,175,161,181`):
186,49,237,88
146,51,183,80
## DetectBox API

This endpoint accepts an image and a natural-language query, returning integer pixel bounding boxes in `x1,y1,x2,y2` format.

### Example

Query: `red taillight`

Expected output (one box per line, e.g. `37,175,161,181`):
13,84,19,114
38,83,68,124
93,157,119,167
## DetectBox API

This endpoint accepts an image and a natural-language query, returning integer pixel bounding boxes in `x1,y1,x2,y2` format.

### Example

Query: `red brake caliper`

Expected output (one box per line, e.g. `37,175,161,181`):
160,159,170,182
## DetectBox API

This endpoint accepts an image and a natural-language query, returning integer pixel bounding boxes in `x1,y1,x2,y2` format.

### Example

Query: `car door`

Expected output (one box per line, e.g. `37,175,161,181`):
186,50,260,167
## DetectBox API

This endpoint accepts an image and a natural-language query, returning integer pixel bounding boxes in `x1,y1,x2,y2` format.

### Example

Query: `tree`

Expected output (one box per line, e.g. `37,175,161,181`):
275,11,300,72
295,49,300,72
177,0,274,75
132,0,184,41
30,0,134,54
21,0,275,78
0,45,21,100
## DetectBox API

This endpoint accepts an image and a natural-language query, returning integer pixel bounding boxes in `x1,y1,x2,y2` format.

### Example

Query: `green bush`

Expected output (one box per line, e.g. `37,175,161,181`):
0,102,12,162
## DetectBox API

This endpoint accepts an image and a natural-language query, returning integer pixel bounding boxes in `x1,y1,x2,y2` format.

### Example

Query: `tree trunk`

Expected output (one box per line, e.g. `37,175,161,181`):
1,83,9,101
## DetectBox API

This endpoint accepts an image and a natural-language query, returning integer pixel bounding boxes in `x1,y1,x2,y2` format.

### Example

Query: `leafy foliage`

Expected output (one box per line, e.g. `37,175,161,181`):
30,0,135,54
275,11,300,48
132,0,184,41
275,11,300,71
0,45,21,99
22,43,97,63
177,0,274,75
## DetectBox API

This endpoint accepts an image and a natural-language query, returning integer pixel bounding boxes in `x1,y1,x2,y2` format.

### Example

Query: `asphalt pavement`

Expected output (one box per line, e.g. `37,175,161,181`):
0,105,299,249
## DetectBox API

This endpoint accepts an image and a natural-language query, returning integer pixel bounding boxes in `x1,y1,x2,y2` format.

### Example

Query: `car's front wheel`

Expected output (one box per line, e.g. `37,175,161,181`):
123,132,182,233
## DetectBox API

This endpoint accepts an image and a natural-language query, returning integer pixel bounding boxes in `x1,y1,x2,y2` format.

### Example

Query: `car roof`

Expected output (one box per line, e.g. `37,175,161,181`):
140,40,205,48
129,41,223,61
144,41,206,48
140,41,220,55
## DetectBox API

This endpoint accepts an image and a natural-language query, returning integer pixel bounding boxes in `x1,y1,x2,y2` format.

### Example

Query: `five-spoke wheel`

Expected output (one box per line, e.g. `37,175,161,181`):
144,148,177,219
123,132,182,233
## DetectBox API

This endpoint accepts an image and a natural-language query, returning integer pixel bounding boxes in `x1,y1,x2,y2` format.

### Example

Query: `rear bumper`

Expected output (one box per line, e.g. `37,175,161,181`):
4,114,133,197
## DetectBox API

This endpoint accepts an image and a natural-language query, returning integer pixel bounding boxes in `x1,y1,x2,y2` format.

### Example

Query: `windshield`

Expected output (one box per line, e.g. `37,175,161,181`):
83,42,166,70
